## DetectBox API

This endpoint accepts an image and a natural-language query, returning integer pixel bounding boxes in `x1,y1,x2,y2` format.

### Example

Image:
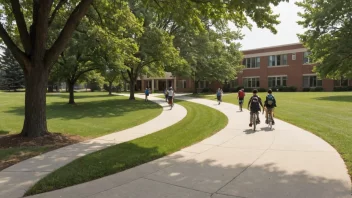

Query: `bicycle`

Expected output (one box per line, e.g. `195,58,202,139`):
265,108,274,129
251,111,259,131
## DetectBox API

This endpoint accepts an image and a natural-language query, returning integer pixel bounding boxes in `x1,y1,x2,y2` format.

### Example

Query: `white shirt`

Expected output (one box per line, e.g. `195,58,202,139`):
168,90,174,96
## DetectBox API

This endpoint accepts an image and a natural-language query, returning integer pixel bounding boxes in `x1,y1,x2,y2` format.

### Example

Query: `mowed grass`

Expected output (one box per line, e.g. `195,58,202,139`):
192,92,352,179
26,100,228,195
0,92,162,170
0,92,162,137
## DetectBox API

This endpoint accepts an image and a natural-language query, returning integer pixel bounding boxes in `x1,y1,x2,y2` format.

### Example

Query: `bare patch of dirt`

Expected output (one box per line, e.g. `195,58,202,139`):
0,133,88,170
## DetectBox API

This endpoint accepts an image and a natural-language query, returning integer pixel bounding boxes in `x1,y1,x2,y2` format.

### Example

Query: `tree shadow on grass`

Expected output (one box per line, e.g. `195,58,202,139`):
0,130,9,135
5,99,160,120
15,141,352,198
314,95,352,102
46,93,119,100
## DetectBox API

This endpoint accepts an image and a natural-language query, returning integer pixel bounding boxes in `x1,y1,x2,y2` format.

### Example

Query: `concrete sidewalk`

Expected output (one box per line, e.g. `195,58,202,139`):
0,95,187,198
26,95,351,198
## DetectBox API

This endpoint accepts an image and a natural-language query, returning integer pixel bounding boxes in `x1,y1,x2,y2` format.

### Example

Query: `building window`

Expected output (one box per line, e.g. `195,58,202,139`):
334,78,349,86
198,80,207,89
268,76,287,88
243,77,260,88
243,57,260,68
303,76,322,88
229,79,238,88
303,52,311,64
268,54,288,66
292,53,296,60
177,80,187,89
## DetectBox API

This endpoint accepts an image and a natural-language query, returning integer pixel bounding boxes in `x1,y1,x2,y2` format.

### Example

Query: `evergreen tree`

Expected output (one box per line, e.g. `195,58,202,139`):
0,47,24,91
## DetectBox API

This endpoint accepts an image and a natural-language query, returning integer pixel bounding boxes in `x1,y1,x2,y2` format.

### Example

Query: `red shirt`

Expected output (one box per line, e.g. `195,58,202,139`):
238,90,245,98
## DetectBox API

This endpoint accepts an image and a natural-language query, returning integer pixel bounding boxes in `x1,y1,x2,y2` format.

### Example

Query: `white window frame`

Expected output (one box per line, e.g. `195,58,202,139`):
334,78,349,87
268,54,288,67
302,74,322,88
303,51,311,64
177,80,187,89
198,80,207,89
243,57,260,69
292,53,296,60
243,77,260,88
268,75,287,88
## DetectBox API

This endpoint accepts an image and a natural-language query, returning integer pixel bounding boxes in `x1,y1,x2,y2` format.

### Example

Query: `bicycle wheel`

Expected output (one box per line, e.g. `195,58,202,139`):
269,114,272,129
253,113,256,131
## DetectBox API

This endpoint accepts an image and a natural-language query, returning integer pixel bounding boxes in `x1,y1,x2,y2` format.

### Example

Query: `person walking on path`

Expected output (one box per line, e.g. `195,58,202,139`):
237,88,245,111
167,87,175,109
216,88,223,105
145,88,150,101
247,89,264,127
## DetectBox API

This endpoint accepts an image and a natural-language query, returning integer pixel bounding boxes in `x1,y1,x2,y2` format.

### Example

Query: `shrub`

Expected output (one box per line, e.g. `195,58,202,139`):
202,87,211,93
334,86,352,91
310,87,324,92
222,86,230,93
275,86,297,92
230,87,241,92
258,87,267,92
302,88,310,92
244,87,253,92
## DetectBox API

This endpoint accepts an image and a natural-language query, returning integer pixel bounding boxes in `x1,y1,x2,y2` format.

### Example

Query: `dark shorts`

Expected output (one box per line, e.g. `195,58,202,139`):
146,93,149,96
217,95,221,100
239,98,244,104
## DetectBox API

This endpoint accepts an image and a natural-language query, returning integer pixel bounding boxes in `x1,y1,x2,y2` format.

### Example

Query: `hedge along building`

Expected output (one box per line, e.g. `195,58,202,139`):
237,43,351,91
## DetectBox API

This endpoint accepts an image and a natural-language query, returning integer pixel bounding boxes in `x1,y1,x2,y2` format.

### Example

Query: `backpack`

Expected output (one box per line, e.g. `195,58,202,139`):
251,95,260,110
266,95,274,106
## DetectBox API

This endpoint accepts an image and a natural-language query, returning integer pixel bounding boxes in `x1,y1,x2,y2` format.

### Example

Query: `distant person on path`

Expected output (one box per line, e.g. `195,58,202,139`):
237,88,245,111
145,88,150,101
167,87,175,109
264,89,277,125
216,88,223,105
248,89,264,127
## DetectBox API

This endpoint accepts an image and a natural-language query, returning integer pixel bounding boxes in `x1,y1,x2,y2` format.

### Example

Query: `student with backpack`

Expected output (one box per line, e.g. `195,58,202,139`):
264,89,277,125
216,88,223,105
145,88,149,101
237,88,245,111
247,89,264,127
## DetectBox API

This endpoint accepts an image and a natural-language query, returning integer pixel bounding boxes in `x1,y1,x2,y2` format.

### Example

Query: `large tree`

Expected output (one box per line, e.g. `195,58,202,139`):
297,0,352,78
0,0,94,137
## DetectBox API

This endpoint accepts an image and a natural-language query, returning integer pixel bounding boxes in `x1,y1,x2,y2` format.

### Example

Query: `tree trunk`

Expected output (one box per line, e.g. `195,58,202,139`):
48,83,54,92
21,66,49,137
109,81,112,95
68,81,75,104
129,80,135,100
194,80,199,94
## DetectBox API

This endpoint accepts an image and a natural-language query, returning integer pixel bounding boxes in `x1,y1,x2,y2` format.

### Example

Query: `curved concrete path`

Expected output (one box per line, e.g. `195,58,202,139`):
0,95,187,198
24,95,351,198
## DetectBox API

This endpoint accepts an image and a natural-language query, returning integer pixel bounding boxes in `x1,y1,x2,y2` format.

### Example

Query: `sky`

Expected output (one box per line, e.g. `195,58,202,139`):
232,0,305,50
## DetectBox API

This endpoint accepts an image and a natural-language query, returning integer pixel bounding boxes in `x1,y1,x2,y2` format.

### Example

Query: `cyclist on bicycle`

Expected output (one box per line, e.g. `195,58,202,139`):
248,89,264,127
167,87,175,107
264,89,277,125
237,88,245,111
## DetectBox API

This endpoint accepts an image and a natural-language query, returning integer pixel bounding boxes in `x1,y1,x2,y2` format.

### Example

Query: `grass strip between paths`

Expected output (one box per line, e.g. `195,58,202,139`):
26,100,228,196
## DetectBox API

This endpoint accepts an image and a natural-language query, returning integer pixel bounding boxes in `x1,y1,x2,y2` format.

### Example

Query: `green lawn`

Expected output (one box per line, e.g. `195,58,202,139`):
0,92,162,170
192,92,352,179
26,100,228,196
0,92,162,137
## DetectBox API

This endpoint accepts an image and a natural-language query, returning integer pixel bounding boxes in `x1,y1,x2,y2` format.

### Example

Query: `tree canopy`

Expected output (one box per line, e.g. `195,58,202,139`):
0,0,288,137
297,0,352,78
